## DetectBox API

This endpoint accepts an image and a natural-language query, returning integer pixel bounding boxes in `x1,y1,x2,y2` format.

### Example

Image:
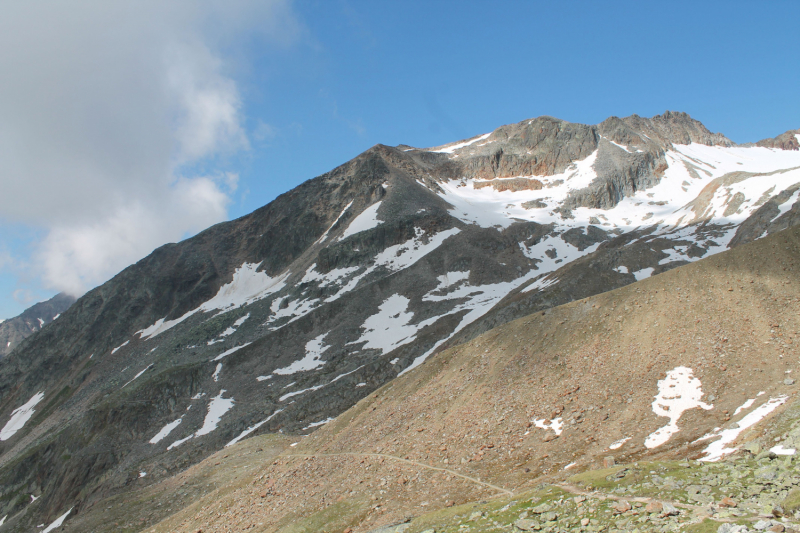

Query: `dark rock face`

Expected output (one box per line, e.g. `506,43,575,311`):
0,112,798,532
0,293,75,358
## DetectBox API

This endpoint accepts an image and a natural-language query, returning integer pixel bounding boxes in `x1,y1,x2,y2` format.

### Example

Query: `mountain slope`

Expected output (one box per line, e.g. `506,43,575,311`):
0,293,75,358
0,112,799,530
141,223,800,533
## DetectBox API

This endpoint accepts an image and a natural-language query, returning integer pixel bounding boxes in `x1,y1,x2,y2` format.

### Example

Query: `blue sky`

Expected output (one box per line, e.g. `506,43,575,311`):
1,0,798,319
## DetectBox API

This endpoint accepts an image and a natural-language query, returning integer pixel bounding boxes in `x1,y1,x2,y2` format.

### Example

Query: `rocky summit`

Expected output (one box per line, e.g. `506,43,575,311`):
0,293,75,358
0,112,799,532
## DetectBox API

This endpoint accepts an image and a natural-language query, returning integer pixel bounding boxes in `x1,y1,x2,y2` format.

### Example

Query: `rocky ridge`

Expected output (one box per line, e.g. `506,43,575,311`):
0,293,75,358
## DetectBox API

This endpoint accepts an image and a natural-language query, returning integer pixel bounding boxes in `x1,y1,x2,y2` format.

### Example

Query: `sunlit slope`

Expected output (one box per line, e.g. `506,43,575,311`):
143,224,800,533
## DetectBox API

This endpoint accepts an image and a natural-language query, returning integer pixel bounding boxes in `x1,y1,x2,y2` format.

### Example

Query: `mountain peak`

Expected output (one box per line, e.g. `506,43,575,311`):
2,111,800,531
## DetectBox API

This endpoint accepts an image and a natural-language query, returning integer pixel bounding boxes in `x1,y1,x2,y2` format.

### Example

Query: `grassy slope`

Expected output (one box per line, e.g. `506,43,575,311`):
70,225,800,533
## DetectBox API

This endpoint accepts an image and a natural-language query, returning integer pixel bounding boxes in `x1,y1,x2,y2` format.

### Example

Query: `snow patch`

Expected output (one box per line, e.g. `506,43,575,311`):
279,366,364,402
700,395,789,461
212,363,223,382
273,334,330,375
435,271,470,289
521,275,559,294
315,201,353,244
42,508,72,533
212,342,252,362
225,408,284,448
633,267,655,281
371,227,460,274
122,364,154,389
771,444,796,456
645,367,713,449
167,435,194,451
428,132,491,154
303,417,334,430
0,391,45,441
111,340,130,354
167,390,235,449
352,295,423,355
209,314,251,344
339,202,383,240
533,417,563,435
609,437,631,450
139,263,288,339
196,391,235,436
734,398,755,416
150,418,183,444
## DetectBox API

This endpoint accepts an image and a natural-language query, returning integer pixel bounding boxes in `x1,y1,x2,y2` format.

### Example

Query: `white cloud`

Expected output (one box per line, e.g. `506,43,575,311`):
36,176,232,295
0,1,300,296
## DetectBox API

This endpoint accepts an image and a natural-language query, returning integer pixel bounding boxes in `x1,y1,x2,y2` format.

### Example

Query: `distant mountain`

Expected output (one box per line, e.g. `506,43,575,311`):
0,111,799,531
0,293,75,358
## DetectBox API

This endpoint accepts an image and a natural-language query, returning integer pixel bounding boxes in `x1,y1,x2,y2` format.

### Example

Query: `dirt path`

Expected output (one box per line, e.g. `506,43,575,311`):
281,451,743,527
282,452,514,496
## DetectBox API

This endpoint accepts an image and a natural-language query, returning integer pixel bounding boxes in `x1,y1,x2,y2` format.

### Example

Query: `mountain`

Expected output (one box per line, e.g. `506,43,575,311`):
0,293,75,358
51,221,800,533
0,112,799,531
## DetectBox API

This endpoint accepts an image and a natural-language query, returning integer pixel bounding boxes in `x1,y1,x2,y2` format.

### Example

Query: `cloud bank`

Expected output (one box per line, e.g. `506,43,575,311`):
0,1,299,296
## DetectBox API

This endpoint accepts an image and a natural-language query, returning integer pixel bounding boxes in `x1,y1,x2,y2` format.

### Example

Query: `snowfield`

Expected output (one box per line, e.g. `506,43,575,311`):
0,391,45,441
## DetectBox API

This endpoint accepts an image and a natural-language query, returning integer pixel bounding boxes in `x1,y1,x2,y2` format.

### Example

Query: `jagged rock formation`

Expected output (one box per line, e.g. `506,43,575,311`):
757,128,800,151
0,293,75,358
0,112,799,531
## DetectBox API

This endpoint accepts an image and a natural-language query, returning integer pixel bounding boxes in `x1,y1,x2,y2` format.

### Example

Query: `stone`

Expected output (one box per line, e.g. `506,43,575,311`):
660,502,679,517
785,378,796,386
718,525,749,533
719,496,738,508
531,503,552,514
581,518,590,526
604,456,616,468
514,519,536,531
754,520,774,530
645,502,663,513
612,500,631,514
745,443,763,455
469,511,482,521
784,488,800,515
768,525,786,532
540,511,558,522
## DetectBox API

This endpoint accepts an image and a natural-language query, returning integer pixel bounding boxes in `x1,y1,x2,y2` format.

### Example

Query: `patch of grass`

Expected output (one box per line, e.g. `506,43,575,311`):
567,464,631,489
682,518,724,532
784,488,800,514
404,487,574,533
275,497,370,533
